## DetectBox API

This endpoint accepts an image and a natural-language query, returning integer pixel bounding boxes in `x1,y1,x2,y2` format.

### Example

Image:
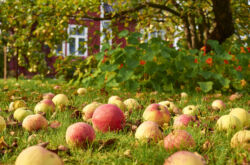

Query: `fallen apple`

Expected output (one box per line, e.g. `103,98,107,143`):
0,115,6,133
159,101,178,114
77,88,87,95
66,122,96,147
164,130,196,151
143,104,170,125
14,108,33,122
109,99,127,112
216,114,242,131
34,99,55,114
9,100,27,111
82,102,102,121
22,114,48,131
229,108,249,127
212,99,225,110
182,105,198,116
135,121,163,142
164,151,205,165
15,145,64,165
52,94,69,107
124,98,140,110
108,96,122,104
92,104,125,133
173,114,195,129
230,130,250,150
180,92,188,99
43,92,55,100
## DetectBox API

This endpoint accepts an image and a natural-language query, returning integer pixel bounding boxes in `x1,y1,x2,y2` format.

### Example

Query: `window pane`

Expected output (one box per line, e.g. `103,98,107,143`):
78,38,85,55
56,44,62,54
69,38,75,54
70,26,85,36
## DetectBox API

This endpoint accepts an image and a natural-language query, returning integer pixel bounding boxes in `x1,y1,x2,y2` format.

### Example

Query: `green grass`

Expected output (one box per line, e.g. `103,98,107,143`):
0,79,249,165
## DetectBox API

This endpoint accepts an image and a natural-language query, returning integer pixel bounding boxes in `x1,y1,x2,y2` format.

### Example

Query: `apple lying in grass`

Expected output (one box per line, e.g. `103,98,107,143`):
22,114,48,131
14,108,33,122
77,88,87,95
143,104,170,125
66,122,96,147
159,101,179,114
173,114,195,129
231,130,250,150
182,105,198,116
15,145,63,165
212,100,225,110
164,151,205,165
164,130,196,151
109,99,127,112
82,102,102,121
124,98,140,110
0,115,6,133
52,94,69,107
135,121,163,142
180,92,188,99
92,104,125,133
216,115,242,131
9,100,27,111
43,92,55,100
108,95,122,104
229,108,249,127
34,99,55,114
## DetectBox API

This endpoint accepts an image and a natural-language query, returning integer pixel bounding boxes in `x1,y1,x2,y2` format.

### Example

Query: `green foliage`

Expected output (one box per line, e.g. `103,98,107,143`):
79,31,249,93
0,47,3,78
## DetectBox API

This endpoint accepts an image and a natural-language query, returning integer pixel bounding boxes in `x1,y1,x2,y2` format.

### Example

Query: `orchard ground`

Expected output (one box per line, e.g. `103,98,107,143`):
0,79,249,165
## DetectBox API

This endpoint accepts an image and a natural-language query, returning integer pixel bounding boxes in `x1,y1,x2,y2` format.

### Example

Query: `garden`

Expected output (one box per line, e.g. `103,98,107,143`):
0,0,249,165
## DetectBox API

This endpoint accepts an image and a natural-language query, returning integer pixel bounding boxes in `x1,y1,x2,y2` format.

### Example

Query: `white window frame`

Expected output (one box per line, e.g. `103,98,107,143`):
67,24,88,57
140,29,166,43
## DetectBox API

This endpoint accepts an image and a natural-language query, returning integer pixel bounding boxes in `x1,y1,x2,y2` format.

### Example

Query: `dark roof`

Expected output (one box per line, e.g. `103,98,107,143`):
103,3,114,13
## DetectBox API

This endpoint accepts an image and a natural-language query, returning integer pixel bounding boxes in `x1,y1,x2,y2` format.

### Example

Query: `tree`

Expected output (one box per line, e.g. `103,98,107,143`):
99,0,248,49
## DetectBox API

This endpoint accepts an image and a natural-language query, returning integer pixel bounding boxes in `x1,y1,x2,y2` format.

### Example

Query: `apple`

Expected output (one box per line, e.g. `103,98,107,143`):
124,98,140,110
109,99,127,112
92,104,125,133
34,99,55,114
108,96,122,104
164,130,196,151
229,93,242,101
182,105,198,116
231,130,250,149
180,92,188,99
43,92,55,100
143,104,170,125
135,121,163,142
82,102,102,121
173,114,195,129
0,115,6,133
9,100,27,111
216,115,242,131
15,145,64,165
52,94,69,107
53,85,61,90
159,101,179,114
77,88,87,95
212,99,225,110
66,122,96,147
14,108,33,122
229,108,249,127
22,114,48,131
164,151,205,165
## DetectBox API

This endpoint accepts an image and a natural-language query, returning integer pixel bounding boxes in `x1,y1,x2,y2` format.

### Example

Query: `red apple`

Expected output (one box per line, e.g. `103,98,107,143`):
212,99,225,110
15,145,63,165
164,151,205,165
43,92,55,100
82,102,102,121
34,99,55,114
164,130,195,151
66,122,96,147
22,114,48,131
135,121,163,142
92,104,125,133
173,114,195,129
143,104,170,125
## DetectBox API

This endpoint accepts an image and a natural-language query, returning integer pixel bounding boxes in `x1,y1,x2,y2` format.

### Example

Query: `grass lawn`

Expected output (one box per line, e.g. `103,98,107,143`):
0,79,249,165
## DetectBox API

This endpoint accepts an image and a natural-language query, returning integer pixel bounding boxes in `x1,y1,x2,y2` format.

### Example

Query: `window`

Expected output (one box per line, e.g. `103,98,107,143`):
140,29,166,43
101,21,112,46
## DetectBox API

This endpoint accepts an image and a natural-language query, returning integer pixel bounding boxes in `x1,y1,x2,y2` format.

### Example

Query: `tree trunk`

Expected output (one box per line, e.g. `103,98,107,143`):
3,46,7,81
209,0,234,43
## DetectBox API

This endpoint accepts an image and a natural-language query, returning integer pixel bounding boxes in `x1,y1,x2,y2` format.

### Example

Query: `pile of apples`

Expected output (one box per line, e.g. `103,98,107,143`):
1,89,249,165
